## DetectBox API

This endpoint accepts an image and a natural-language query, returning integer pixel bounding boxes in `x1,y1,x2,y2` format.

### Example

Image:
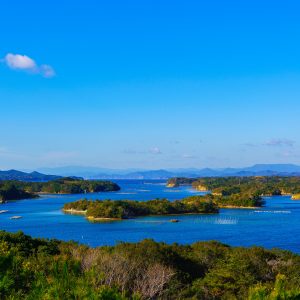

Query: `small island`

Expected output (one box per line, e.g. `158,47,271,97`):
0,177,121,202
63,196,219,221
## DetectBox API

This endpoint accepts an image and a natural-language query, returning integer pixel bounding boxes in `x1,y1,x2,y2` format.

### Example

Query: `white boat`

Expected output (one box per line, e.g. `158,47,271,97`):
10,216,22,220
0,210,8,214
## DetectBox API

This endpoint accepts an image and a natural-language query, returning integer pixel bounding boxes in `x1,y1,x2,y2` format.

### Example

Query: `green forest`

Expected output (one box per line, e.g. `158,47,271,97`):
167,176,300,207
167,176,300,196
0,178,120,201
0,181,37,202
63,196,219,219
0,230,300,299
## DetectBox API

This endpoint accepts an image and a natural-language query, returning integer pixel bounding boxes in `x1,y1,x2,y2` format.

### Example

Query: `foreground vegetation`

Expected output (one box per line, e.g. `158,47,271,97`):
63,196,218,220
0,230,300,299
0,178,120,201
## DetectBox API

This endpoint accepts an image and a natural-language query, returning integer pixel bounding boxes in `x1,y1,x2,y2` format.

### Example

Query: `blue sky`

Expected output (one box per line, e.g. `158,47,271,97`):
0,0,300,170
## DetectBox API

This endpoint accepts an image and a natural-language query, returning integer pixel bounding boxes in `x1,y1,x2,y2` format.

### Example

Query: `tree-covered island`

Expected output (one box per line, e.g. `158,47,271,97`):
63,196,219,220
0,177,120,202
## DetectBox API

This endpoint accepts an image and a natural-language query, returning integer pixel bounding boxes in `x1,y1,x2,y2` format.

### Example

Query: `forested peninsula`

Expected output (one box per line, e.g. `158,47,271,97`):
1,230,300,299
167,176,300,207
63,196,219,220
0,177,120,202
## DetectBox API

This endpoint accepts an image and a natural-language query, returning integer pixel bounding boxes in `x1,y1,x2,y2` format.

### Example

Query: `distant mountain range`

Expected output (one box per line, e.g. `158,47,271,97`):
36,164,300,179
2,164,300,181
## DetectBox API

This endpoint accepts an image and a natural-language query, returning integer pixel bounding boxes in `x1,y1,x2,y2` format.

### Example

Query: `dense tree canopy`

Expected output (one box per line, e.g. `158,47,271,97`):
0,178,120,201
0,181,36,202
64,196,219,219
167,176,300,207
167,176,300,196
0,230,300,299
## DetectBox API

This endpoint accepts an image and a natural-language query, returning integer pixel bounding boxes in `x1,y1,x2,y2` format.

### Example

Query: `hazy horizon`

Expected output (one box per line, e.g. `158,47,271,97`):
1,163,300,175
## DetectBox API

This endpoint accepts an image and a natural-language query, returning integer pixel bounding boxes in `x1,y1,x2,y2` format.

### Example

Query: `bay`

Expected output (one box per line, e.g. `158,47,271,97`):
0,180,299,253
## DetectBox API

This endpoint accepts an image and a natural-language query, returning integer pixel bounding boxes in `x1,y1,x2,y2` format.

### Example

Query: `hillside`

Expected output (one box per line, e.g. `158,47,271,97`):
0,170,61,181
0,231,300,299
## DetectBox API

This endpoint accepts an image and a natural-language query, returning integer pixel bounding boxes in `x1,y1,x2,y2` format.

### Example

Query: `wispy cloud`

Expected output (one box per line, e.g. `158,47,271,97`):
149,147,162,154
123,147,162,155
264,138,295,147
123,149,139,154
2,53,55,78
279,150,300,158
242,139,296,148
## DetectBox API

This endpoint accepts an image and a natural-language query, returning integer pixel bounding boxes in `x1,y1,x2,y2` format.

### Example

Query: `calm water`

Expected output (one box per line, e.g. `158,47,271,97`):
0,180,299,253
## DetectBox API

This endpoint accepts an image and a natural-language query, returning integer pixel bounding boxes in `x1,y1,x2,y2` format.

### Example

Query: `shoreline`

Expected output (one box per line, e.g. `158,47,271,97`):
37,190,119,196
63,208,219,220
63,209,122,221
63,208,87,215
63,207,264,222
219,205,260,209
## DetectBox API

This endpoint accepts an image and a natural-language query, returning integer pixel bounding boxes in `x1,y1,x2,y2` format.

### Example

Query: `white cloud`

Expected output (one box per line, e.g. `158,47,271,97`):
5,53,36,69
2,53,55,78
149,147,162,154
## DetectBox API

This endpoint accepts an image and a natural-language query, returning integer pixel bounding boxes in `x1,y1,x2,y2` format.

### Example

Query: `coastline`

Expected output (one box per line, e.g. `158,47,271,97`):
64,207,270,222
63,208,120,221
63,208,87,215
219,205,260,209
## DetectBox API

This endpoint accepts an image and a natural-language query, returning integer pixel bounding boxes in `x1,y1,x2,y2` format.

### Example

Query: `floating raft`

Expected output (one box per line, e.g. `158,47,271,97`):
170,219,179,223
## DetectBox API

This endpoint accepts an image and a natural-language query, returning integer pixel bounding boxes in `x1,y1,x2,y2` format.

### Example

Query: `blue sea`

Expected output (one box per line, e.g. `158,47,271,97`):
0,180,299,253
